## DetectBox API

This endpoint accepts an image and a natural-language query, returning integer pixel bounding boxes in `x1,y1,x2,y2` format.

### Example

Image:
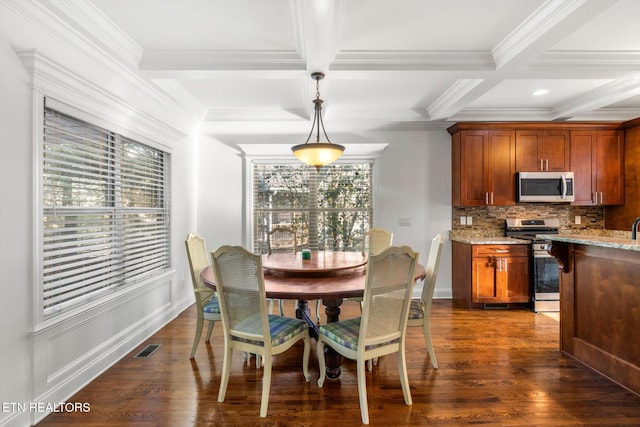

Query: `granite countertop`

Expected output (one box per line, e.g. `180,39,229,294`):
538,234,640,252
449,236,529,245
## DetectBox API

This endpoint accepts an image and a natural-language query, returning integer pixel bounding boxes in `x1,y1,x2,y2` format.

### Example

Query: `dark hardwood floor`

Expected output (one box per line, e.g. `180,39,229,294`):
37,300,640,426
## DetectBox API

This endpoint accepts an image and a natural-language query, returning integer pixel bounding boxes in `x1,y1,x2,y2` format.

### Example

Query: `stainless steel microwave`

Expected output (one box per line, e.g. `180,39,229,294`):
517,171,574,202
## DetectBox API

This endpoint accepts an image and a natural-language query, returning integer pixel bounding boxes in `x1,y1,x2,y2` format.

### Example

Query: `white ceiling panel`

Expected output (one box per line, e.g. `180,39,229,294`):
340,0,544,50
467,79,615,108
92,0,297,50
78,0,640,134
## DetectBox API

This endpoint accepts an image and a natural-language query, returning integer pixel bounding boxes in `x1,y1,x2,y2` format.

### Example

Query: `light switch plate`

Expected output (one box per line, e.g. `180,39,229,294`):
575,215,581,224
460,216,467,225
466,216,473,225
399,217,411,226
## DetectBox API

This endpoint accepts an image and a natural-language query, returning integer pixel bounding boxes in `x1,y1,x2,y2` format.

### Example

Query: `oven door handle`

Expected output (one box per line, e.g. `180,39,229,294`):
561,175,567,200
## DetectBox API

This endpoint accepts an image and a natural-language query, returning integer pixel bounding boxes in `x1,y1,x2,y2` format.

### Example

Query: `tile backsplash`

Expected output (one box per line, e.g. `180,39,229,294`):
451,204,606,237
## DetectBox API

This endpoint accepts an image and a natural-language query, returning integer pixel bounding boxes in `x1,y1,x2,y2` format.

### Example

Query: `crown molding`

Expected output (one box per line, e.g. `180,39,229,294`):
140,49,305,72
16,49,187,145
4,0,143,68
331,50,495,71
449,108,554,122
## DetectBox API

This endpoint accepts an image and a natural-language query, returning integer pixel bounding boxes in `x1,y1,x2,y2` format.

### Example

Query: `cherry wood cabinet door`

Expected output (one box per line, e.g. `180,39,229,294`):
541,130,571,171
571,130,624,206
516,130,570,172
487,130,516,205
472,256,501,303
459,130,489,206
504,256,530,302
595,130,624,205
570,131,597,205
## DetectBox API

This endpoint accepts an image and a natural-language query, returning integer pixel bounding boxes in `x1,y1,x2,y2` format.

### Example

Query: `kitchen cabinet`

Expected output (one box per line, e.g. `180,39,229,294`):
451,129,515,206
471,244,530,304
452,241,530,309
570,130,624,205
515,129,570,172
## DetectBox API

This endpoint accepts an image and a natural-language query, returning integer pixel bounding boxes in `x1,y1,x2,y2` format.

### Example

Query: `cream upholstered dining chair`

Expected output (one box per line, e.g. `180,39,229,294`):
185,233,221,359
361,227,393,256
211,245,311,418
408,234,443,369
351,227,394,306
317,246,418,425
266,225,298,316
267,225,297,254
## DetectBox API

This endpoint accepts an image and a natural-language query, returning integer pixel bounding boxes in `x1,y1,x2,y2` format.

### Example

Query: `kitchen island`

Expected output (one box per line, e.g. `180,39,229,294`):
539,234,640,396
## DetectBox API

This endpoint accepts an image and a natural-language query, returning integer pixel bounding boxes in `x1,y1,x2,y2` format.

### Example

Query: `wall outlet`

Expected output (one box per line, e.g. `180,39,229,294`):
460,216,467,225
575,215,581,225
466,216,473,225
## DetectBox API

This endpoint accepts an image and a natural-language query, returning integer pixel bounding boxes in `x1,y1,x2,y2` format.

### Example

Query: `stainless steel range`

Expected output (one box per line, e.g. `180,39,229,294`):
505,218,560,312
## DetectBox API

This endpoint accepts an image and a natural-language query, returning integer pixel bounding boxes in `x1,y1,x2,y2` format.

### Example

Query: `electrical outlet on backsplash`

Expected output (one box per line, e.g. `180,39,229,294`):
451,205,605,237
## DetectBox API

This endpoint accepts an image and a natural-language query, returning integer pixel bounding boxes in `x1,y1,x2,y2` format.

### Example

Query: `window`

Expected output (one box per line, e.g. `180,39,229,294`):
252,162,373,253
41,107,170,317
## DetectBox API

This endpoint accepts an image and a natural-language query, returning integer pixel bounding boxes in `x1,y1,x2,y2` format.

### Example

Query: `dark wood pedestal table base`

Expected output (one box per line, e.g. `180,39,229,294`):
201,251,425,380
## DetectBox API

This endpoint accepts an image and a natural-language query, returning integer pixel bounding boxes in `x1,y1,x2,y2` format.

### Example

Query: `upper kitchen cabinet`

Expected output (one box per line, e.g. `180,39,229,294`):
570,130,624,206
451,127,515,206
515,130,570,172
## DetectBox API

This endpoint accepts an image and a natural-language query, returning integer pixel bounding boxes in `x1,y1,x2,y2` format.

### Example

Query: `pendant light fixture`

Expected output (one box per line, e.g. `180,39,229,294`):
291,72,345,171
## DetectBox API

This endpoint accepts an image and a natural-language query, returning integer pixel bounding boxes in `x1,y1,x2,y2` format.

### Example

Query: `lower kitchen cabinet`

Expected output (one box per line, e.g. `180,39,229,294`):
452,241,530,309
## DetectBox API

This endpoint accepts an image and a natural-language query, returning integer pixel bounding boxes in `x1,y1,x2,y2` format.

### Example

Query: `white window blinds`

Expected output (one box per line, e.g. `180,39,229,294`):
252,162,373,253
42,107,170,317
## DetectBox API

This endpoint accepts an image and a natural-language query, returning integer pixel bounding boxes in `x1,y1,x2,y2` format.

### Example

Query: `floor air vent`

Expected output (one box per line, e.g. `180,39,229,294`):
134,344,160,358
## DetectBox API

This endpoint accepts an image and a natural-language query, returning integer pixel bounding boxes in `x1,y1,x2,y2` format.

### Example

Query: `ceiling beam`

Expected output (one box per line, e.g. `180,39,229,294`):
427,0,619,121
550,79,640,120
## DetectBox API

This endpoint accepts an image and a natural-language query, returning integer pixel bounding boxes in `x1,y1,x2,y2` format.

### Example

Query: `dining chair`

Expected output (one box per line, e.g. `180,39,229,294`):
317,246,418,425
267,225,297,254
361,227,393,256
266,225,298,316
347,227,395,328
211,245,311,418
185,233,221,359
267,225,323,324
408,234,443,369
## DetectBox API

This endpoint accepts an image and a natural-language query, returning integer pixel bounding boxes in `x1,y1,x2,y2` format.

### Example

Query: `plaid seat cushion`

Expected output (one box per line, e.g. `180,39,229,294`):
408,299,424,320
233,314,307,347
202,297,220,314
319,318,399,351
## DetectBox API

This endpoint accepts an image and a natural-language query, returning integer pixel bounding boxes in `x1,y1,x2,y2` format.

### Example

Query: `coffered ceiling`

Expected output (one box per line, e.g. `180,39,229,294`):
89,0,640,137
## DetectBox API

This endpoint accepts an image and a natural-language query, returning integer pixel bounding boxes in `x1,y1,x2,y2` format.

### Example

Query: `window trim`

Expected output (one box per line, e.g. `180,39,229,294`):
246,158,378,252
33,96,173,328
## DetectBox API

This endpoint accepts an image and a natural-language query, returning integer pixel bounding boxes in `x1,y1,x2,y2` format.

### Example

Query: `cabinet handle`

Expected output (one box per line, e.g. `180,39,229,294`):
592,192,597,204
490,192,494,205
545,159,549,171
485,192,489,205
503,259,507,272
540,159,543,171
600,192,603,204
494,249,509,253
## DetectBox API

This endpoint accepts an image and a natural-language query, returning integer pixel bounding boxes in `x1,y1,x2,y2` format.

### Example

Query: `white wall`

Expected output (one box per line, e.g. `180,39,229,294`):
196,128,454,299
373,128,452,298
0,3,197,426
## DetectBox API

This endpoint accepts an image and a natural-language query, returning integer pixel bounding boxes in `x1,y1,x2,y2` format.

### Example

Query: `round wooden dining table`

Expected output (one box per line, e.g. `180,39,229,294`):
200,250,426,379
